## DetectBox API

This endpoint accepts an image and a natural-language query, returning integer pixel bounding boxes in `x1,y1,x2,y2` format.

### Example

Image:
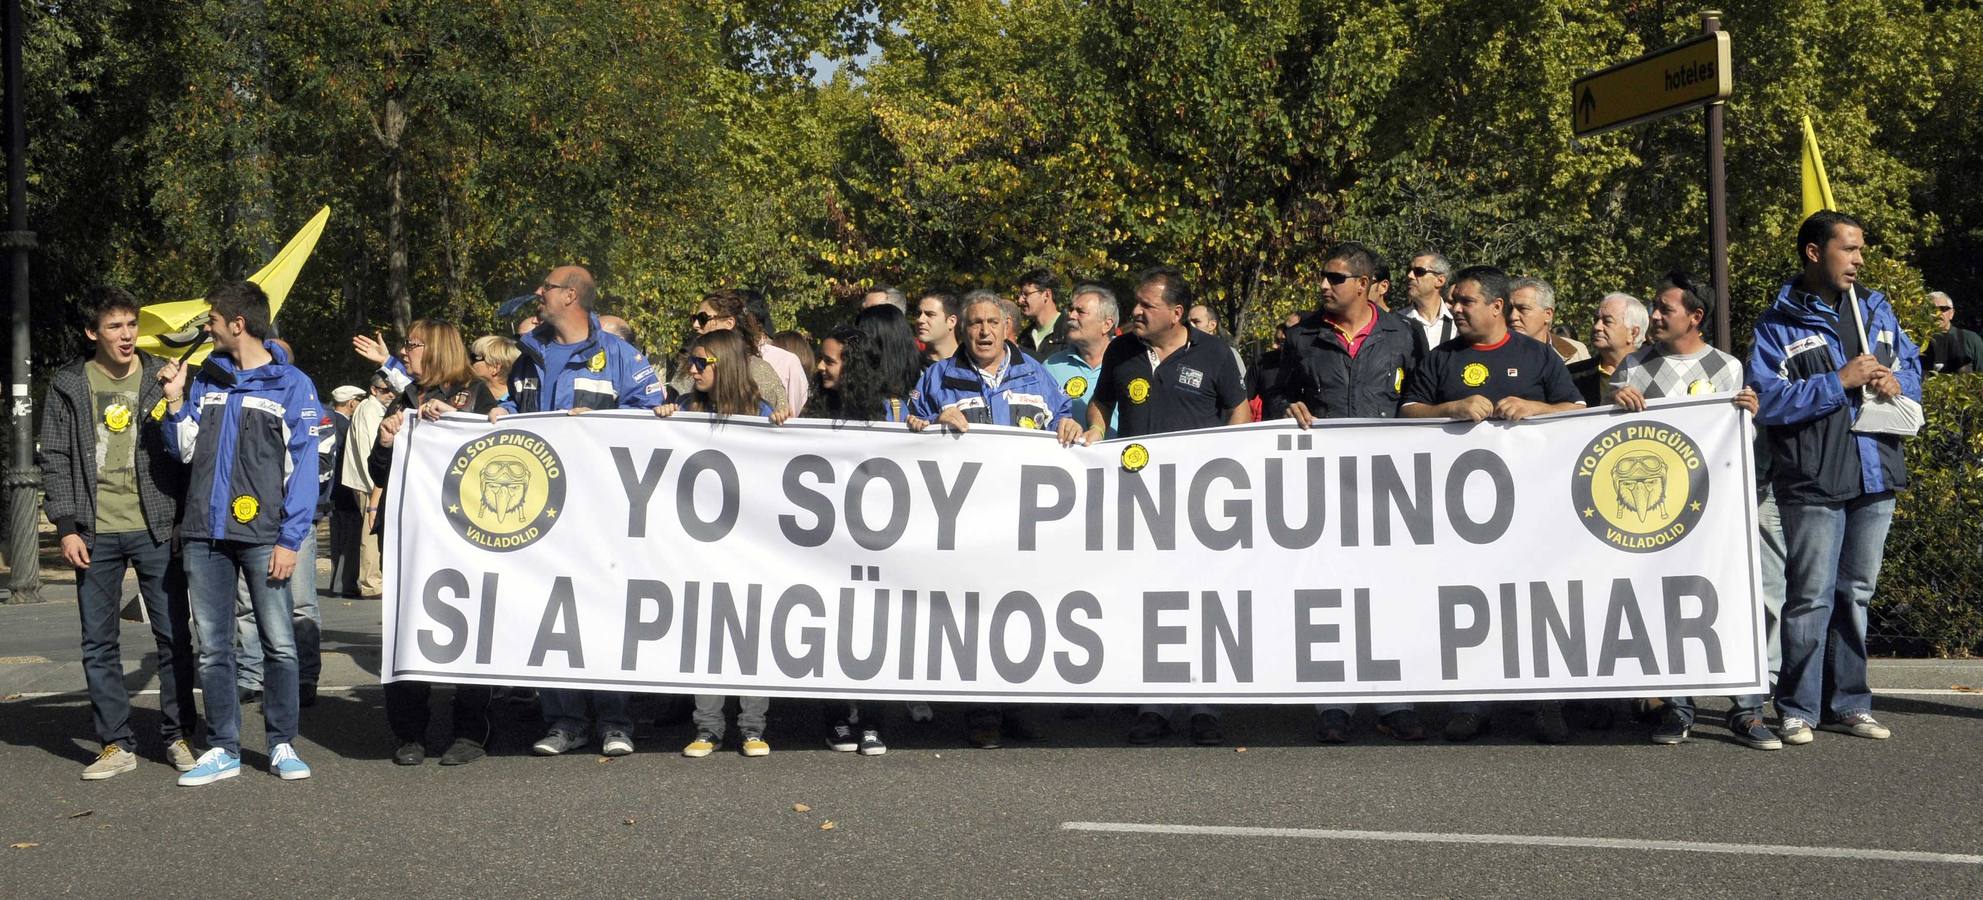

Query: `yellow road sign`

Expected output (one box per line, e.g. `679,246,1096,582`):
1572,33,1732,137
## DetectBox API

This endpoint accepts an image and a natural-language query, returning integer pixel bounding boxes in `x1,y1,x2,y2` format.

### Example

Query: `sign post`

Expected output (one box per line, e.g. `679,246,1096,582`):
1571,12,1735,350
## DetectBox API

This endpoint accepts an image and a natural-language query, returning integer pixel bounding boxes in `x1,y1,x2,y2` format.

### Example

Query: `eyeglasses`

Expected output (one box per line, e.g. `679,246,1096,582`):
1319,271,1366,286
402,340,426,351
540,281,573,293
689,354,718,372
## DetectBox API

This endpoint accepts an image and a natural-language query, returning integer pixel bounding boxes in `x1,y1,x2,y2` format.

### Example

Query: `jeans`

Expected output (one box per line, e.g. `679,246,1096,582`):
692,695,769,738
186,539,299,756
236,527,321,691
385,681,493,747
1775,493,1896,725
74,531,197,750
540,689,633,738
1666,486,1790,724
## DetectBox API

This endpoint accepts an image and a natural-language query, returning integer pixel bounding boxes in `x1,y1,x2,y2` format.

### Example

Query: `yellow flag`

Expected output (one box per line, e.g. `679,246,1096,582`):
135,205,332,365
1800,116,1837,220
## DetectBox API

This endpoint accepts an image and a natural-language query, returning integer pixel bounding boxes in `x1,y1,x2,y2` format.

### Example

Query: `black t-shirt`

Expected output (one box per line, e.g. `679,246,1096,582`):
1094,328,1247,437
1402,332,1581,407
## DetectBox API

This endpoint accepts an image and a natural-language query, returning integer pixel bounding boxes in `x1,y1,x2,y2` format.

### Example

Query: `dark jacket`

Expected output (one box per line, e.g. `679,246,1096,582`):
162,341,322,550
1271,308,1427,419
37,351,185,543
1017,310,1073,359
1747,281,1923,504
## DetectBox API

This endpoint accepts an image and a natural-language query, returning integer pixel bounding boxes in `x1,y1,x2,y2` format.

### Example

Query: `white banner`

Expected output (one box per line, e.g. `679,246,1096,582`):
381,397,1767,703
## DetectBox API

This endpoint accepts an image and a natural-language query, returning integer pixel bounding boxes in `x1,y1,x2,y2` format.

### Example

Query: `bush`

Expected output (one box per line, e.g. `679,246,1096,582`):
1876,372,1983,656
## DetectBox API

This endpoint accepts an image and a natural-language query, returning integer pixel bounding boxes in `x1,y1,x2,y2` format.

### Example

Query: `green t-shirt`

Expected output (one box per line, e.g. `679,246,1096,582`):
86,360,146,534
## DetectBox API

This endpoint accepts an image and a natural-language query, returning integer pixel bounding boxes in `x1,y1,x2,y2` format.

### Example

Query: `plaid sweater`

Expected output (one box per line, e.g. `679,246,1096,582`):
37,352,185,542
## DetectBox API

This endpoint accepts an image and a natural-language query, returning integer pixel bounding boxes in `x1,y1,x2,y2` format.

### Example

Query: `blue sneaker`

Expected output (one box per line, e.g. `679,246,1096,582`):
177,748,241,786
269,743,312,781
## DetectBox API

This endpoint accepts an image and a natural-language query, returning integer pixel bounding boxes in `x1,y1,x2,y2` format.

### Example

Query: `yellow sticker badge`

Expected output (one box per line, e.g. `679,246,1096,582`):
231,495,260,524
1687,379,1713,395
102,403,132,434
1064,375,1089,399
1121,443,1150,472
1126,377,1152,404
1018,416,1038,430
1393,367,1405,393
1461,363,1489,387
149,398,168,421
587,351,607,372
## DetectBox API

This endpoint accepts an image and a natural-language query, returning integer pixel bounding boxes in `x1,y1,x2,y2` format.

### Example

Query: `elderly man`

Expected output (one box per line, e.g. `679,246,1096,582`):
1924,291,1983,374
1043,284,1121,438
1569,292,1648,406
1400,251,1456,351
861,284,907,312
1509,277,1590,364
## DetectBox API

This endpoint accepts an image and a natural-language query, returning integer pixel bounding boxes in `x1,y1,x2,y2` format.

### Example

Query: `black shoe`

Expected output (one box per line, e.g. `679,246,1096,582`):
1534,702,1571,744
439,738,486,766
1377,708,1427,741
1188,713,1224,746
1126,712,1170,745
239,687,262,705
1444,712,1490,742
967,715,1003,749
1316,709,1352,744
1003,712,1046,742
393,741,426,766
1650,708,1691,745
298,684,318,708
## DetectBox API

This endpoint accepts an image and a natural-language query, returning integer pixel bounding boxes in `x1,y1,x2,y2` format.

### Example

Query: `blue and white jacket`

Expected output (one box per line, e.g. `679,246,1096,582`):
1746,281,1922,504
501,314,665,413
162,341,322,550
909,344,1072,430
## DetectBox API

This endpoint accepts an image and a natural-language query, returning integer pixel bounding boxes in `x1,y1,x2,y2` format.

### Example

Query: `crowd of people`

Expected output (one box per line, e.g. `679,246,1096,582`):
41,209,1931,784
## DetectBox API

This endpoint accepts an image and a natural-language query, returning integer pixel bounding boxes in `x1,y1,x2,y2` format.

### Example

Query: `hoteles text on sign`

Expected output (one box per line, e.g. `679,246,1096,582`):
380,398,1768,704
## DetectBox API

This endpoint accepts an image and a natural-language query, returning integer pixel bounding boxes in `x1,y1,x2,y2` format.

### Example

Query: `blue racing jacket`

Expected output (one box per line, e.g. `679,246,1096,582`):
1746,281,1922,504
502,314,666,413
909,344,1072,430
162,341,322,550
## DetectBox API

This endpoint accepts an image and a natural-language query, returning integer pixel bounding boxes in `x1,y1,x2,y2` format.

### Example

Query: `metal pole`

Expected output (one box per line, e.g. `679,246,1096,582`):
3,0,40,603
1703,11,1732,351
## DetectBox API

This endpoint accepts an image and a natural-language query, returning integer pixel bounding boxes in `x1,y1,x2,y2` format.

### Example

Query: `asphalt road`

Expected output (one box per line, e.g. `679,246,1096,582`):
3,587,1981,898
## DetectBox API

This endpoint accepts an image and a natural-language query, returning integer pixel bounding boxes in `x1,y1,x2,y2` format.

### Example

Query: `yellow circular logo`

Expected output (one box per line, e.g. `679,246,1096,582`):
103,403,133,434
1461,363,1489,387
1018,416,1038,430
1121,443,1151,472
1686,379,1713,395
1571,421,1710,553
587,351,607,372
442,430,568,552
150,398,168,421
1127,378,1152,404
231,495,260,524
1064,375,1089,399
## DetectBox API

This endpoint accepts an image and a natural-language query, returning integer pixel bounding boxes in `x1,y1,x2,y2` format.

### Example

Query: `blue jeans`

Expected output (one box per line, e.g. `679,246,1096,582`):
1774,493,1895,725
1666,486,1789,724
74,531,197,750
236,527,321,690
186,540,299,755
540,689,633,738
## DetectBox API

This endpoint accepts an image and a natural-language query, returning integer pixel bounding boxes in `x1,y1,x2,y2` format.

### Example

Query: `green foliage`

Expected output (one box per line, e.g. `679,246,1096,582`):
1881,374,1983,656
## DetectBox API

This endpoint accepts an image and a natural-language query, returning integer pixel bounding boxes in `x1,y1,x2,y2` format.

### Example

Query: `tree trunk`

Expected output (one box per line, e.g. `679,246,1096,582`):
380,94,410,337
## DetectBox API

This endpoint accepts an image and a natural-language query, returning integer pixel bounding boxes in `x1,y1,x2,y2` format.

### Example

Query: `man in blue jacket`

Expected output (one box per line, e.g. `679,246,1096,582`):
489,265,665,758
1747,211,1922,746
159,281,321,785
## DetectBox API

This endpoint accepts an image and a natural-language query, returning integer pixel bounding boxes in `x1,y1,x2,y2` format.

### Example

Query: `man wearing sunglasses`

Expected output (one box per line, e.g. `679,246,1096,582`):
1400,252,1457,352
488,265,666,759
1924,291,1983,375
1273,241,1430,743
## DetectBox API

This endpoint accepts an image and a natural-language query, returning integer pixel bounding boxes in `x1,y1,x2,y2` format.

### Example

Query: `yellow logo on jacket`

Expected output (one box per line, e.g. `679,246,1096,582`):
1064,375,1089,399
1461,363,1489,387
587,351,607,372
150,398,168,421
231,495,259,524
1126,378,1151,404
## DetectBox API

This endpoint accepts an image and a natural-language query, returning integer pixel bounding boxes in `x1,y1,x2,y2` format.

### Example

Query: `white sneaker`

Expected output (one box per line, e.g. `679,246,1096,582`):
1822,712,1891,740
81,744,138,781
1779,717,1815,745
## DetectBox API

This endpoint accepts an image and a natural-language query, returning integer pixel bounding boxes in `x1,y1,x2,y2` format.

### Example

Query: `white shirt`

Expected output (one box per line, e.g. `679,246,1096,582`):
1402,303,1456,349
342,396,384,494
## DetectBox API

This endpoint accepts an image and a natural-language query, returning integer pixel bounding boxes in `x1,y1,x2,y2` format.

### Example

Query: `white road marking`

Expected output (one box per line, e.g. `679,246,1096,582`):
1060,822,1983,865
4,686,367,701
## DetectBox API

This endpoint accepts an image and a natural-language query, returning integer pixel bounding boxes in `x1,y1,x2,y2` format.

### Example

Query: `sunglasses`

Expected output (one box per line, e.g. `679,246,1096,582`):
1408,266,1440,278
689,354,718,372
1934,305,1954,313
691,311,722,328
540,281,573,293
1320,271,1366,286
469,352,485,363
